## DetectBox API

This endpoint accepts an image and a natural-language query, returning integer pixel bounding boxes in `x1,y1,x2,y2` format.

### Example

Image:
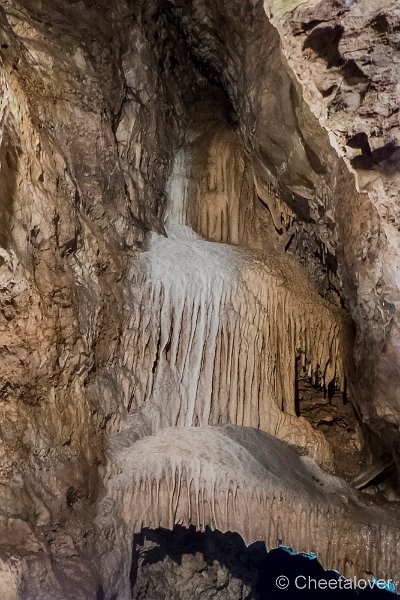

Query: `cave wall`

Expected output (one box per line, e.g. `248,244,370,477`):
0,0,190,595
266,0,400,459
159,0,400,463
0,0,399,598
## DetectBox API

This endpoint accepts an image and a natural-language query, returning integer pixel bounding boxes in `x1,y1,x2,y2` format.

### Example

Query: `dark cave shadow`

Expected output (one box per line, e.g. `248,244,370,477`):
303,24,344,68
131,526,395,599
0,118,19,249
131,526,260,593
350,140,400,175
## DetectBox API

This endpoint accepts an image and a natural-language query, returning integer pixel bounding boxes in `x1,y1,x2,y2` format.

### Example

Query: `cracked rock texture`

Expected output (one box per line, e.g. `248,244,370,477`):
266,0,400,465
0,0,399,598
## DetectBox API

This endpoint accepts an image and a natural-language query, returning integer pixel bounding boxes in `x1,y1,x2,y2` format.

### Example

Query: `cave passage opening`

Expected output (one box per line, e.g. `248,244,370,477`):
130,526,396,599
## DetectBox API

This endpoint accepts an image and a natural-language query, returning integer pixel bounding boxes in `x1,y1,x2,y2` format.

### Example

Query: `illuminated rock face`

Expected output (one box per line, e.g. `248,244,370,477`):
124,124,345,467
0,0,398,598
264,0,400,475
98,426,400,598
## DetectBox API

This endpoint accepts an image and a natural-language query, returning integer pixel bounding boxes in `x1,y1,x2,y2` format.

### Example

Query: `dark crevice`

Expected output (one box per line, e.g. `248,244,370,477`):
145,1,225,92
295,358,365,482
303,24,344,68
131,526,394,599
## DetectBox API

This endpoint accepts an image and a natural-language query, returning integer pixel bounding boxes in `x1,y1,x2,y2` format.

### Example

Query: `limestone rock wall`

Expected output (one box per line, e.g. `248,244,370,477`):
0,0,399,598
162,0,400,466
0,0,192,595
266,0,400,460
132,527,261,600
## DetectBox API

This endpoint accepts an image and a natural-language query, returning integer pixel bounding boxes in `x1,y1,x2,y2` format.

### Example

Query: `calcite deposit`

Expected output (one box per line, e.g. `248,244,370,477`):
0,0,399,598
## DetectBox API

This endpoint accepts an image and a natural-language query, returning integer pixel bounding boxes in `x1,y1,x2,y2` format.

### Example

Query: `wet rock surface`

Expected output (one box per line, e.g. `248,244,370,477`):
266,0,400,469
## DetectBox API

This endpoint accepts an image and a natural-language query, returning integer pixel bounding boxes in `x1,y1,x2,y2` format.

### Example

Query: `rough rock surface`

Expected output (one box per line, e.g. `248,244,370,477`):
266,0,400,480
0,0,399,598
132,528,258,600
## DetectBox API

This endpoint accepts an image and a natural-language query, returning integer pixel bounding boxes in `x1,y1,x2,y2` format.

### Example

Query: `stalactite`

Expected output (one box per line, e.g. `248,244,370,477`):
98,115,383,600
190,127,254,245
167,123,259,248
118,121,348,466
125,228,344,465
99,425,400,587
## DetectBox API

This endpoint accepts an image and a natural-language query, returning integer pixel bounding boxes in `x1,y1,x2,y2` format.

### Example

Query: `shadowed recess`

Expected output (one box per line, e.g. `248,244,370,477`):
131,526,397,599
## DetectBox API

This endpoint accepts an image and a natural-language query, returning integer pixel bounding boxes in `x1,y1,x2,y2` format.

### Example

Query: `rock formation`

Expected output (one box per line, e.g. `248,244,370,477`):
0,0,399,598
